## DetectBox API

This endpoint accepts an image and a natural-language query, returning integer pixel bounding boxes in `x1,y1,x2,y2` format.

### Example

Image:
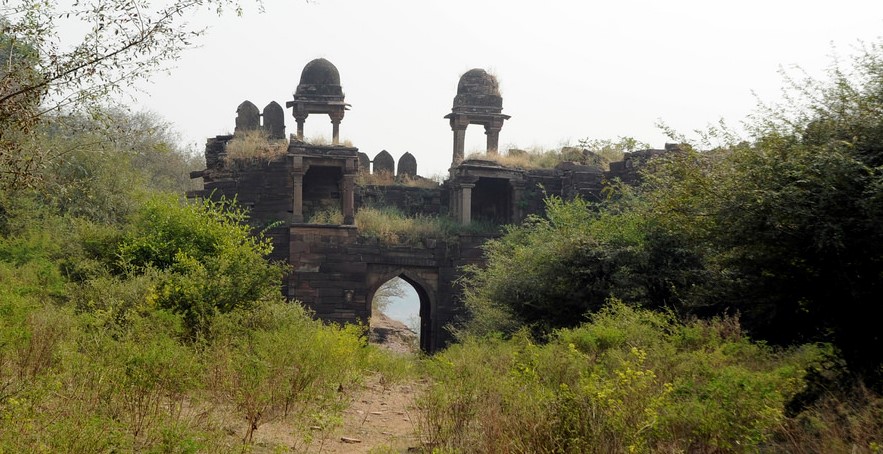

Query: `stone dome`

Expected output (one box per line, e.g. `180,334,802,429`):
453,68,502,111
299,58,341,86
295,58,344,100
456,68,501,97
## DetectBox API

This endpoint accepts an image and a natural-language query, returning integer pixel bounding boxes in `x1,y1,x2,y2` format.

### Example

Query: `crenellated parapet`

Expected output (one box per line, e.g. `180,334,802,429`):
234,100,286,139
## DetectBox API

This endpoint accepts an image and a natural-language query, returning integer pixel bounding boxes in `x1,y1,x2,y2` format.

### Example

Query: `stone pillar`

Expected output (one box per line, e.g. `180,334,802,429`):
459,183,474,225
292,172,304,223
453,128,466,164
485,124,502,154
291,155,305,223
330,111,344,145
450,115,469,166
511,180,525,223
341,175,355,224
294,115,307,140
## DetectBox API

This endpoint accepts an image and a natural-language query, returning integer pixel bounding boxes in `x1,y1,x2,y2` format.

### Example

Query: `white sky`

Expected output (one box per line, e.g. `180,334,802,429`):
133,0,883,177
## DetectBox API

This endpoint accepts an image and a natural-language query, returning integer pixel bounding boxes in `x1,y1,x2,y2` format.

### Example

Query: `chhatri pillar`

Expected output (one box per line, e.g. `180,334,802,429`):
449,115,469,165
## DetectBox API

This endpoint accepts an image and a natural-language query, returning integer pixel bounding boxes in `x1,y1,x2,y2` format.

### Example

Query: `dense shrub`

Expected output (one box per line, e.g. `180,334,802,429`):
0,181,405,451
0,219,393,451
205,302,369,443
458,195,704,338
421,302,823,453
112,195,287,339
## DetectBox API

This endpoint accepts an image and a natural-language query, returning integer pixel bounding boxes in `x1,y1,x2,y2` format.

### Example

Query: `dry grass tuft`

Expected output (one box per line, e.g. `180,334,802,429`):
307,205,497,245
355,171,440,189
465,151,541,169
399,175,439,189
773,384,883,453
465,146,597,169
356,170,395,186
224,130,289,162
305,135,353,147
464,138,645,170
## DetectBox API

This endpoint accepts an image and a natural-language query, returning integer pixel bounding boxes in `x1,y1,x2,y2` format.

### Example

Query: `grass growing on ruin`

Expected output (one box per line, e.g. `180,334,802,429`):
307,205,498,245
465,137,648,170
356,206,498,245
224,130,289,162
355,170,440,189
304,135,353,147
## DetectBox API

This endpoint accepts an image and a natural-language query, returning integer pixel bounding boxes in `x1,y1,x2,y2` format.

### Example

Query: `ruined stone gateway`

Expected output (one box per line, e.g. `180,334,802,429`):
189,59,671,352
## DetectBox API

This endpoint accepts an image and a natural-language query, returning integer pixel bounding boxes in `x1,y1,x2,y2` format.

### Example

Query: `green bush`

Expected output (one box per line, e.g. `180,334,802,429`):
458,194,703,339
205,301,369,444
420,301,823,453
115,194,287,339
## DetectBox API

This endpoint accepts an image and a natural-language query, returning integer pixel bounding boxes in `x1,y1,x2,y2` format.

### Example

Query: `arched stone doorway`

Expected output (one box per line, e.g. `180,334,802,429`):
366,269,436,352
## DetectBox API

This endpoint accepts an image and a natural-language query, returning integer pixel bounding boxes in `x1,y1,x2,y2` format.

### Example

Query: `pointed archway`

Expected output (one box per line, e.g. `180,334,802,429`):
367,270,434,353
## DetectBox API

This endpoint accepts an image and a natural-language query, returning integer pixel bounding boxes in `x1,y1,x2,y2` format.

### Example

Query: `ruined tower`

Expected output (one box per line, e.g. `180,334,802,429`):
445,69,510,166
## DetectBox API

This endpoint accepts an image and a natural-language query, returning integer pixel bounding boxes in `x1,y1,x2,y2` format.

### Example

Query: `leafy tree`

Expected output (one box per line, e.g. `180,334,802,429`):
0,0,249,189
578,136,651,168
462,42,883,386
372,277,406,314
36,109,202,223
634,43,883,383
115,195,287,338
459,194,705,338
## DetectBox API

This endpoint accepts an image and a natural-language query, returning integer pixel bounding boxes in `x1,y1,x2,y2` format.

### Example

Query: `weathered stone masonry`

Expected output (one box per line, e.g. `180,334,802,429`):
190,59,670,352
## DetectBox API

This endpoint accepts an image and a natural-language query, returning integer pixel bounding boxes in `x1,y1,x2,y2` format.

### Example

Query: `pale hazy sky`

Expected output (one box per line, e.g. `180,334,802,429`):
134,0,883,177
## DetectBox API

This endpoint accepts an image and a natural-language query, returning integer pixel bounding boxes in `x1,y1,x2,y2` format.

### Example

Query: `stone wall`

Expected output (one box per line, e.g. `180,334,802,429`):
356,185,444,216
287,224,492,351
189,134,675,352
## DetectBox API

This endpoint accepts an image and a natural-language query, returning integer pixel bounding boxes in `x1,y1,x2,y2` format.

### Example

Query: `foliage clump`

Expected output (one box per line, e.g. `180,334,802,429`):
0,193,405,451
448,41,883,452
421,301,823,452
114,195,287,339
459,194,696,338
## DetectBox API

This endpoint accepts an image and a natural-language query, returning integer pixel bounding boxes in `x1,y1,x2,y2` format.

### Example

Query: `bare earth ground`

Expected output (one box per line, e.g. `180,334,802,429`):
245,313,425,453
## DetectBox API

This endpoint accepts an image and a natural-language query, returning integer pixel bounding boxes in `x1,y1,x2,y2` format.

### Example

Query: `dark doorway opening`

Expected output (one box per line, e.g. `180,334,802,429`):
303,166,342,221
472,177,512,224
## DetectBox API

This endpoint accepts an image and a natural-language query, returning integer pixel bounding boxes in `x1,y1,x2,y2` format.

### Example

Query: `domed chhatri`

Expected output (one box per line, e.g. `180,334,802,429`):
287,58,350,144
445,68,510,165
454,68,502,110
295,58,344,101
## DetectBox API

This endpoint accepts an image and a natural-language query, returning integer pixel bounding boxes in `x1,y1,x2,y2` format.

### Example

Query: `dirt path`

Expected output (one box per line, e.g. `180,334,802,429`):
323,314,424,453
246,313,425,453
320,375,425,453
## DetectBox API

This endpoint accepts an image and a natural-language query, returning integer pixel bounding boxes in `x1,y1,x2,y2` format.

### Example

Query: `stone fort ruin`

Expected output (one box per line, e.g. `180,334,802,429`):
189,58,672,352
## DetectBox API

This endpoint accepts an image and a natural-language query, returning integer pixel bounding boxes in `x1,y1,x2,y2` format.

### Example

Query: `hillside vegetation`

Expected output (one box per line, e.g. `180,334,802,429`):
438,42,883,452
2,10,883,450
